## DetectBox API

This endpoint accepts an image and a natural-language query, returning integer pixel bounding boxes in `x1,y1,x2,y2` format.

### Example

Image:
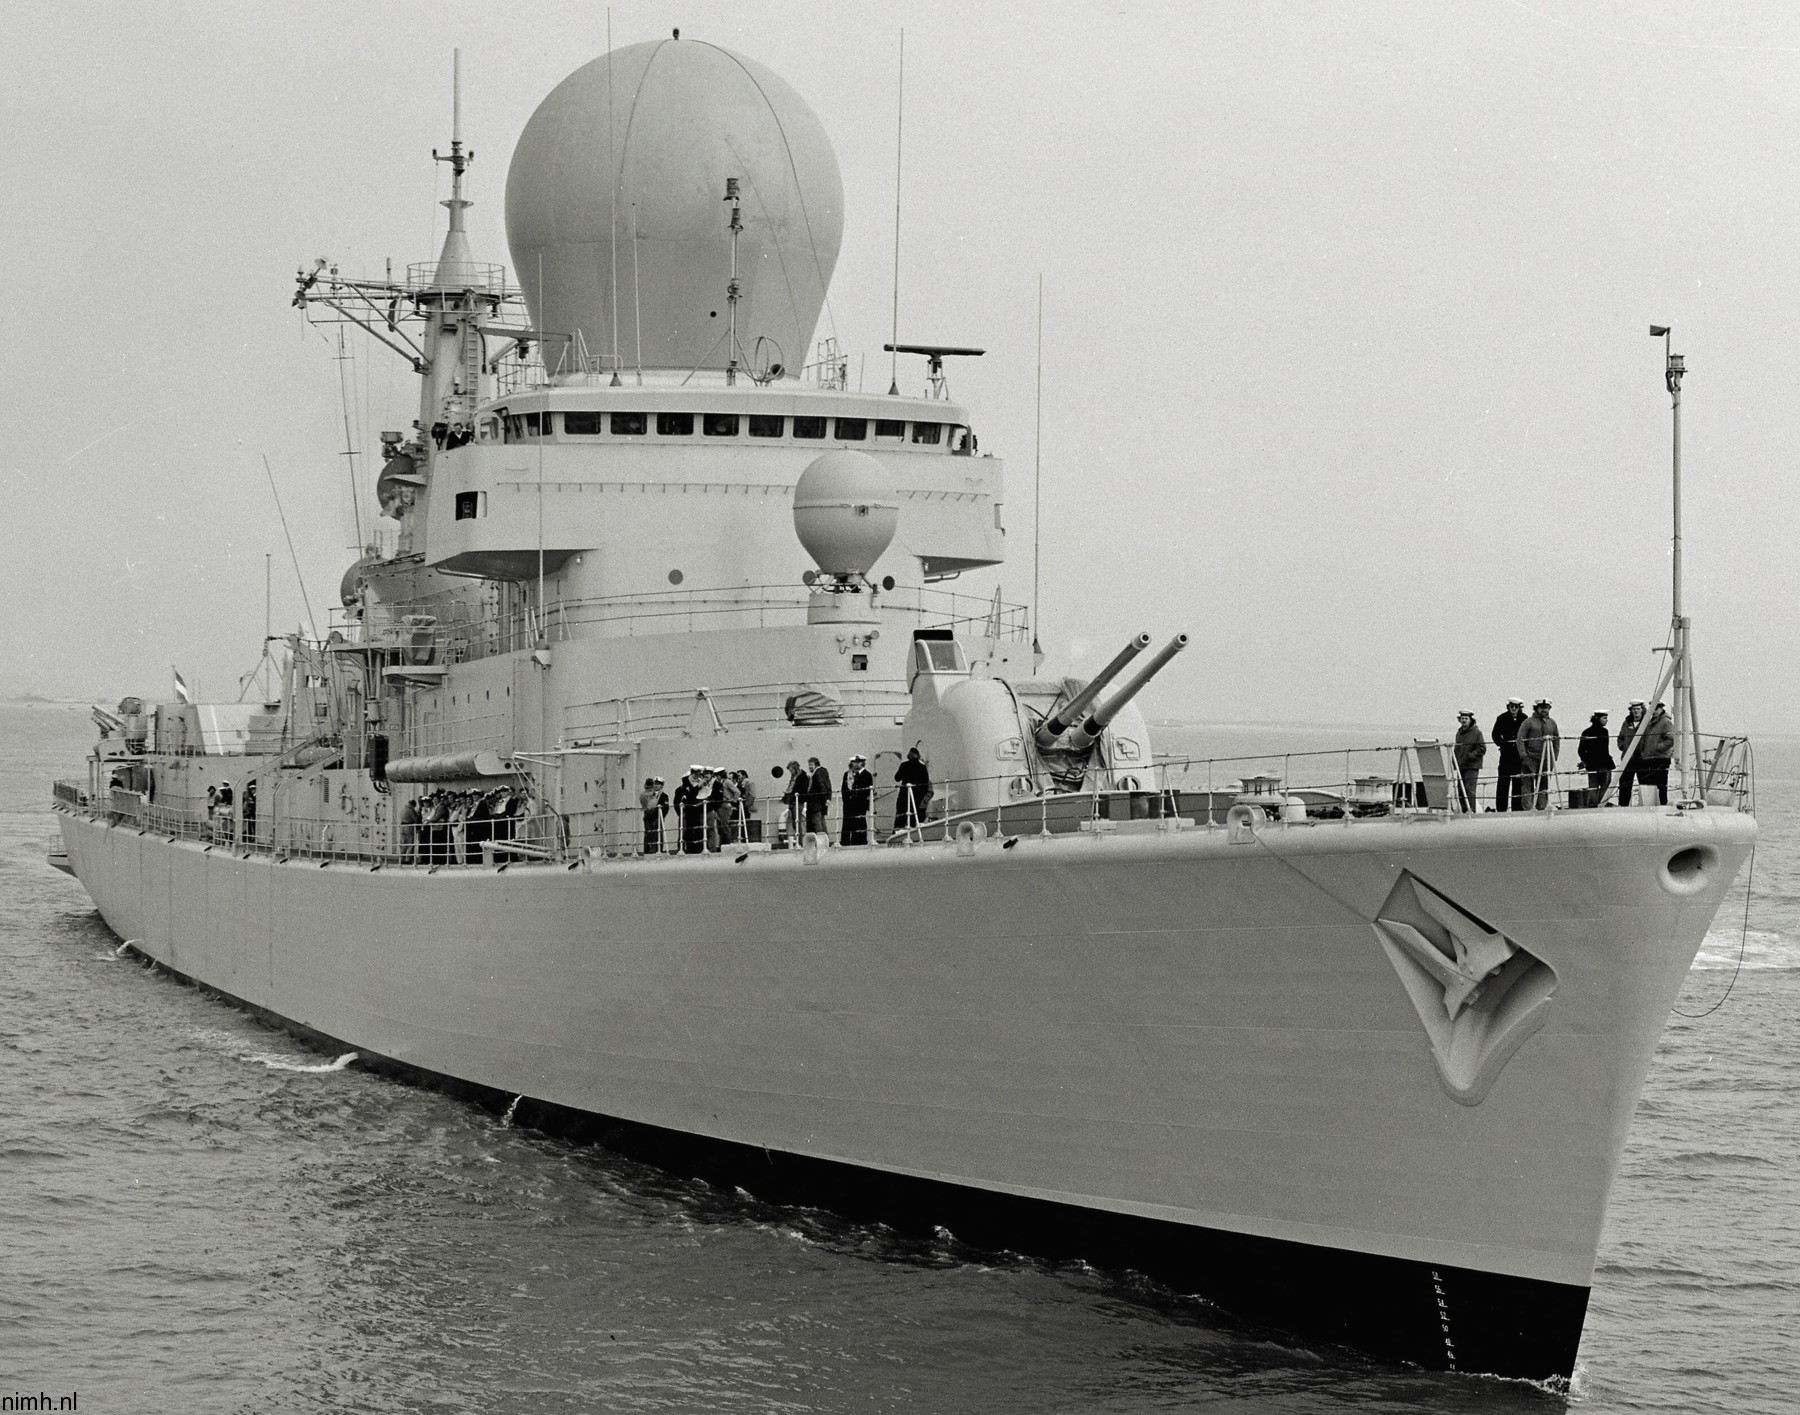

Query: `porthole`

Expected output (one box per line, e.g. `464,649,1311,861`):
668,569,684,585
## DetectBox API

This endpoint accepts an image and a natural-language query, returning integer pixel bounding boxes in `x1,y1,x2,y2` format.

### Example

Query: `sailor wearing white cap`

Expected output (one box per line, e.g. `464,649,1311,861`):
1517,700,1561,810
1616,701,1648,806
1492,697,1529,812
673,765,710,854
1453,710,1486,812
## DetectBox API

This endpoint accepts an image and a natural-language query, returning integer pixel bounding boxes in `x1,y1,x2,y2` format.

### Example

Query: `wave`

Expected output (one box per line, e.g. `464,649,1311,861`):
179,1024,357,1074
1691,928,1799,971
243,1051,359,1074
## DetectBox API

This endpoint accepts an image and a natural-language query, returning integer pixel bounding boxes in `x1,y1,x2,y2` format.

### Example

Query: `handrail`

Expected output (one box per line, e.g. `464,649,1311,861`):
54,730,1752,873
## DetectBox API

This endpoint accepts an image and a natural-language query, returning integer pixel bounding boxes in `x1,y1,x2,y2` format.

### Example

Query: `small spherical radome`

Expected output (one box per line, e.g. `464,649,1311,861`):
339,554,380,610
793,451,898,578
506,39,844,376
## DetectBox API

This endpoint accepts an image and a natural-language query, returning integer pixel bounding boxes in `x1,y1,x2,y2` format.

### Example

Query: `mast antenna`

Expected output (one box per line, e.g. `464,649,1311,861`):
725,177,743,385
432,50,472,220
1033,274,1043,659
888,29,904,396
607,10,621,385
1649,324,1700,790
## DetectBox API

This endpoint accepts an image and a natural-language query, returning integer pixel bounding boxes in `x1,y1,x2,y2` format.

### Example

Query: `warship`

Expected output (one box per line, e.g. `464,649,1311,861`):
51,36,1756,1381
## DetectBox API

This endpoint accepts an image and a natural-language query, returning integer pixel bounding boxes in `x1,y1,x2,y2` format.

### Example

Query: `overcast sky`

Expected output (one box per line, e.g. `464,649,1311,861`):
7,1,1797,733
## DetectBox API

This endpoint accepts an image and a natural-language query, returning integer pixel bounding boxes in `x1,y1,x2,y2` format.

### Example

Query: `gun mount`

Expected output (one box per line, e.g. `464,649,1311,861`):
1034,632,1151,749
1065,634,1190,751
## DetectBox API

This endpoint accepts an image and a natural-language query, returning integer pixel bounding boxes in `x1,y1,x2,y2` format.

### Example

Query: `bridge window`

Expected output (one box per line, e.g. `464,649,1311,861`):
454,491,486,520
794,416,827,439
611,412,647,435
504,415,523,442
875,419,905,439
911,422,942,445
524,412,546,436
950,425,974,454
748,415,785,438
835,418,868,440
704,413,740,436
564,411,603,435
657,412,694,435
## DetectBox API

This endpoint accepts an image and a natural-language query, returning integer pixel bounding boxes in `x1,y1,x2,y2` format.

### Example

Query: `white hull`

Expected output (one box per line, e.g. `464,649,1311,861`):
58,802,1751,1373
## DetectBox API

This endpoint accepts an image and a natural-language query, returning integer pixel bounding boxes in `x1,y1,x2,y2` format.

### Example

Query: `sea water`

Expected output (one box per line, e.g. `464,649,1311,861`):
3,703,1794,1413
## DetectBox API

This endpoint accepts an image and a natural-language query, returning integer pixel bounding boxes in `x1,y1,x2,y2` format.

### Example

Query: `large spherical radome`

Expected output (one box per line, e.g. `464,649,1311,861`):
793,451,899,578
505,39,844,377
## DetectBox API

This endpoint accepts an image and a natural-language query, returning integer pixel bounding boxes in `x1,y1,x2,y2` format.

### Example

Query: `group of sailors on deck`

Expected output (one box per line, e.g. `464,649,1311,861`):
400,787,528,864
639,749,935,856
1452,698,1677,812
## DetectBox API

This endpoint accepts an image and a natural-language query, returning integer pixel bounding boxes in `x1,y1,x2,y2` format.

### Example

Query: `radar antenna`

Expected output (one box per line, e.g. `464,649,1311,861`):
883,343,985,400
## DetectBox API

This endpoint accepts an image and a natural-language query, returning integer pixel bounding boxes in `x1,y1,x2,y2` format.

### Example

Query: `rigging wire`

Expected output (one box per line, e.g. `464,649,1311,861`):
261,454,319,642
333,326,366,550
1672,842,1756,1020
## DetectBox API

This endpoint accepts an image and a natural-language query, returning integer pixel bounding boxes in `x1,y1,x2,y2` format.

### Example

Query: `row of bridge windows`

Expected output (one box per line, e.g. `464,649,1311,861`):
493,411,972,452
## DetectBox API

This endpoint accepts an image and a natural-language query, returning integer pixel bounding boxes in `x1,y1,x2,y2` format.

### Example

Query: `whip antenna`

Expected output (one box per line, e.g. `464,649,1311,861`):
888,30,904,396
1033,274,1043,658
261,454,318,642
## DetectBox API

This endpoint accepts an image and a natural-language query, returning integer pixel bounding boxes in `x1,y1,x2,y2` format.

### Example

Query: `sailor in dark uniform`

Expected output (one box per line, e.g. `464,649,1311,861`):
805,757,832,836
840,754,873,845
894,747,930,833
674,766,709,854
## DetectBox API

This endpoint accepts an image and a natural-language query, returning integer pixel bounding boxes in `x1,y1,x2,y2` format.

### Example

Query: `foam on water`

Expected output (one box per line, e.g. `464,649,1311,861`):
244,1051,359,1073
1693,928,1798,971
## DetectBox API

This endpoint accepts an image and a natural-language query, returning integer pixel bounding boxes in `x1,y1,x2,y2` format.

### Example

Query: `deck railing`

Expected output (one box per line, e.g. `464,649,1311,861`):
51,731,1752,873
329,582,1030,667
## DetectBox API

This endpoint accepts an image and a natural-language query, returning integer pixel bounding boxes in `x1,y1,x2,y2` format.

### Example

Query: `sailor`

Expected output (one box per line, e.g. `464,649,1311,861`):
242,780,258,849
216,781,233,842
398,793,419,863
504,789,529,847
734,770,757,843
466,790,494,864
1492,698,1526,812
639,777,668,854
894,747,931,833
1636,701,1676,805
421,791,447,863
1578,712,1615,803
1616,700,1647,806
805,757,832,837
206,785,219,841
1515,700,1561,811
779,760,804,847
448,792,472,864
674,766,709,854
840,754,873,845
717,768,742,846
1452,712,1485,812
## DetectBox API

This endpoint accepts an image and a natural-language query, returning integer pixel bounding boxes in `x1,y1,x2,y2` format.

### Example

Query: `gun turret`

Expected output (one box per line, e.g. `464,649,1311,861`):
1033,632,1151,749
1066,634,1190,751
